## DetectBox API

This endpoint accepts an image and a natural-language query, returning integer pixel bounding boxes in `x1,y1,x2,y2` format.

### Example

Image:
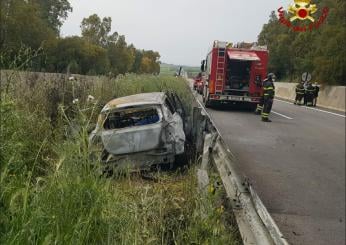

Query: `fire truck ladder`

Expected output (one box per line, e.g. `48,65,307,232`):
215,48,226,94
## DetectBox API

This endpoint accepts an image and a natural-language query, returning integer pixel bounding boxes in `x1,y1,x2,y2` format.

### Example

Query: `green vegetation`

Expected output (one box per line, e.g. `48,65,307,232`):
0,1,160,76
258,0,345,85
160,63,178,76
160,63,200,77
1,68,240,244
183,66,201,78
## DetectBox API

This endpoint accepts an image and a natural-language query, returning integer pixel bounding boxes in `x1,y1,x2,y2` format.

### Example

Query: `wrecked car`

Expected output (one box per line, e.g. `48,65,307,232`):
89,92,186,170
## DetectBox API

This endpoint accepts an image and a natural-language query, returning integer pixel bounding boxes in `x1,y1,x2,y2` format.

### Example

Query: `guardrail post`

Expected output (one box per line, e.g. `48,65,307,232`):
193,106,207,155
197,133,215,193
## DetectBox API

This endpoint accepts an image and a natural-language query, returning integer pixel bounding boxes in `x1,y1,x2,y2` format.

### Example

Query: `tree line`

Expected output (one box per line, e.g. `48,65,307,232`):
257,0,345,85
0,0,160,76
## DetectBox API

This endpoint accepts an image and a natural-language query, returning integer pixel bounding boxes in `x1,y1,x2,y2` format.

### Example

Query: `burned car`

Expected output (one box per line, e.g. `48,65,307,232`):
89,92,186,170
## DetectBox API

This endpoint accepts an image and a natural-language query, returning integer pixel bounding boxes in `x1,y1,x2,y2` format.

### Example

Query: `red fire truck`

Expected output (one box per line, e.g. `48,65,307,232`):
193,73,204,94
201,41,268,108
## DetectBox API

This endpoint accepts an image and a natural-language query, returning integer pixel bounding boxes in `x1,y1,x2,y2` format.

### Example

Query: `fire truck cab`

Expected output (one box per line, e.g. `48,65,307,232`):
201,41,268,108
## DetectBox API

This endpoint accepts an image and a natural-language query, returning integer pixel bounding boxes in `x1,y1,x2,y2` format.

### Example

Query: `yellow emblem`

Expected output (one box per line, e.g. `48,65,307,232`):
288,0,318,22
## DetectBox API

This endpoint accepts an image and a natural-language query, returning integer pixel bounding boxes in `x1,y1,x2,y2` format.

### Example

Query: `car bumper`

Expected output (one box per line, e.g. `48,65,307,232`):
209,95,261,103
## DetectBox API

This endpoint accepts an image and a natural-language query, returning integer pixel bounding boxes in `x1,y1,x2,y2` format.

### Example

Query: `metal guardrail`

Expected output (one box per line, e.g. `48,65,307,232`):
189,81,289,245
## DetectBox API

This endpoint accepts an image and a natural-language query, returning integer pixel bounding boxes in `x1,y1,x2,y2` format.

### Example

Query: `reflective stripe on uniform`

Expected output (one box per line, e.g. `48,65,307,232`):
256,106,263,112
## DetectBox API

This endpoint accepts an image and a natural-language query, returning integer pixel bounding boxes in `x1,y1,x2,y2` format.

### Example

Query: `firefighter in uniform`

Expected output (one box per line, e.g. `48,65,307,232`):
305,82,315,106
254,75,263,115
261,73,276,122
255,97,264,115
294,82,305,105
313,82,320,107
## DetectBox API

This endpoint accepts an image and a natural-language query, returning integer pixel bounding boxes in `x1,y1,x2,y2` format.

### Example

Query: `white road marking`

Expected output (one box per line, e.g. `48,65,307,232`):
274,99,293,105
271,111,293,120
275,99,346,118
302,106,346,118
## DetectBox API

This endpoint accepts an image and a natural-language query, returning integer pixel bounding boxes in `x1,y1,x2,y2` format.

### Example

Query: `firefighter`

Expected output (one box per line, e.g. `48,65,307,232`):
303,81,308,105
305,82,315,106
261,73,276,122
313,82,320,107
255,97,264,115
254,75,263,115
294,82,305,105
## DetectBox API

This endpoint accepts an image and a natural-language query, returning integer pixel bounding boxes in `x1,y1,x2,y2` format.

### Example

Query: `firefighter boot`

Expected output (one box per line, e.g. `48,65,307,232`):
255,104,263,115
261,118,272,122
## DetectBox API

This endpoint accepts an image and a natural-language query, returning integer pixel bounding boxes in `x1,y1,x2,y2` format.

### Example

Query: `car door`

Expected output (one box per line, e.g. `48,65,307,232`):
163,97,185,155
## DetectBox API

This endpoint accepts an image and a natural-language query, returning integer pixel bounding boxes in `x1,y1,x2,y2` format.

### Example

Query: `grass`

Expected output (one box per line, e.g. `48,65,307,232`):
160,63,200,77
0,70,241,244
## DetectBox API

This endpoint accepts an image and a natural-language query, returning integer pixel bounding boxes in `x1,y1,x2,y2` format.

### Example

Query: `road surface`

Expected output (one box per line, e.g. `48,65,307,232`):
197,92,345,244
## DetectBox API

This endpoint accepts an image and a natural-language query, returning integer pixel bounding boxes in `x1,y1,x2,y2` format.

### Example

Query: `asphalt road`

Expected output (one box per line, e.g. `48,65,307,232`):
198,94,345,244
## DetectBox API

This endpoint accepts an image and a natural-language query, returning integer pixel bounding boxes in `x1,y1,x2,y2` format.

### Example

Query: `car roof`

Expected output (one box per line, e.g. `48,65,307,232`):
102,92,166,112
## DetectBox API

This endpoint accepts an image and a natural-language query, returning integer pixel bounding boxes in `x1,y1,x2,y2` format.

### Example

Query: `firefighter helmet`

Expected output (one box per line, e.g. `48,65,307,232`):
267,73,276,81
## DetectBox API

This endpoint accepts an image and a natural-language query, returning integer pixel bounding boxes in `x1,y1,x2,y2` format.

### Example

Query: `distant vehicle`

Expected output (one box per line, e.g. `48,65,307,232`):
89,92,186,171
193,73,204,94
201,40,268,108
175,66,184,77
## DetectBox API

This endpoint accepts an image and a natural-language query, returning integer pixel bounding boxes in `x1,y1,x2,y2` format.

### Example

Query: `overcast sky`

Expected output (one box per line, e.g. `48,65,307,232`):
61,0,291,66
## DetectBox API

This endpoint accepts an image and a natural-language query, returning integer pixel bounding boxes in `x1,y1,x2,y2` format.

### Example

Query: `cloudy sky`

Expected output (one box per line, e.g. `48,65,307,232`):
61,0,292,66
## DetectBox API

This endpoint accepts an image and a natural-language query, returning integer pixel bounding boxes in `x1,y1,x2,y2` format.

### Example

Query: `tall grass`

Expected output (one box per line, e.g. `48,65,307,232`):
0,71,240,244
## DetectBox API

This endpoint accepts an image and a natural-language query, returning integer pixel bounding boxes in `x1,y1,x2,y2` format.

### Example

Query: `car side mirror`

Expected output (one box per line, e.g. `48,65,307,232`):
201,60,206,72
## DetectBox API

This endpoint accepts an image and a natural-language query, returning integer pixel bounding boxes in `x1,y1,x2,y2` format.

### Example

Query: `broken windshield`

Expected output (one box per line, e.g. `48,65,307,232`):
103,107,161,130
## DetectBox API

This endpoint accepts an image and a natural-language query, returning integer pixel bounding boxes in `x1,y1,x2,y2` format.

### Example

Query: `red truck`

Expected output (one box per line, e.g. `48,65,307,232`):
201,41,268,109
193,73,204,94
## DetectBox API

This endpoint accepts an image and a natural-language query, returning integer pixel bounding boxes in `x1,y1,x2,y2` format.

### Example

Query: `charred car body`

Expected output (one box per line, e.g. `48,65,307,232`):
89,92,186,170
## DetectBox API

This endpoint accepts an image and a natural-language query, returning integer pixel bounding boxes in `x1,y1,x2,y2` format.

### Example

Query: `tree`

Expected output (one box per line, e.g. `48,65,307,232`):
46,36,109,75
0,0,56,68
140,50,160,74
131,49,143,73
107,35,135,75
34,0,72,34
0,4,162,77
81,14,118,47
257,1,346,85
